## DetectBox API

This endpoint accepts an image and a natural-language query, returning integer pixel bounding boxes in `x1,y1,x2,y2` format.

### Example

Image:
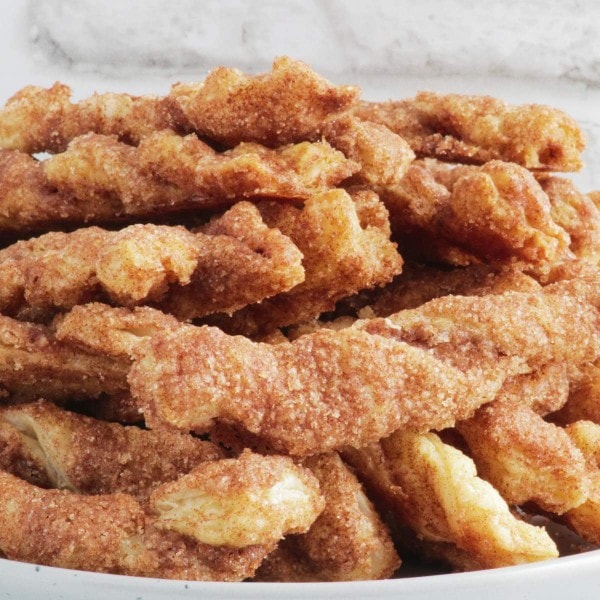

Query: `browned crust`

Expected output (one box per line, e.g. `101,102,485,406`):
0,201,304,321
457,367,589,514
130,283,599,456
355,91,585,171
344,430,558,571
378,159,572,269
0,468,271,580
0,82,182,154
171,56,360,147
340,263,541,319
0,132,356,233
552,360,600,426
0,313,128,403
0,400,225,503
538,175,600,265
203,189,403,336
0,58,359,153
255,453,400,581
52,303,183,359
322,114,415,186
148,450,324,548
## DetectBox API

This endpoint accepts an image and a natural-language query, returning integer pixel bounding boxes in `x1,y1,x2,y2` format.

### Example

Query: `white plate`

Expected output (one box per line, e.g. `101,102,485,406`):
1,551,600,600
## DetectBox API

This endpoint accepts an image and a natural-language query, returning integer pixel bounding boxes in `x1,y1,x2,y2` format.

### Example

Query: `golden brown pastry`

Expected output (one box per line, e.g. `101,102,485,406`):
355,91,585,171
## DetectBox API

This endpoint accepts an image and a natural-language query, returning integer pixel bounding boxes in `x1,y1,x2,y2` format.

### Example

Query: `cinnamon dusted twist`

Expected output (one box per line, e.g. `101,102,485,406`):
130,281,600,456
0,201,304,322
0,132,356,233
355,91,585,171
0,57,359,153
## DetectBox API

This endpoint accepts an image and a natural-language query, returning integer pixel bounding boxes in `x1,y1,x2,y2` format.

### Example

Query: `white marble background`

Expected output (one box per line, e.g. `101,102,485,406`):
2,0,600,187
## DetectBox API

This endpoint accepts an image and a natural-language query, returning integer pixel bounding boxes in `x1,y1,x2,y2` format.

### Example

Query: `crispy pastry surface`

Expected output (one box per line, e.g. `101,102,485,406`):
0,58,358,153
538,175,600,265
457,367,590,514
204,189,403,336
355,92,585,171
0,468,271,580
322,114,415,186
0,201,304,321
255,452,400,581
0,451,323,578
0,400,224,503
149,450,324,548
0,83,181,154
343,263,541,319
563,421,600,546
171,56,360,147
0,133,355,232
0,313,128,403
379,159,573,269
344,430,558,570
130,283,599,455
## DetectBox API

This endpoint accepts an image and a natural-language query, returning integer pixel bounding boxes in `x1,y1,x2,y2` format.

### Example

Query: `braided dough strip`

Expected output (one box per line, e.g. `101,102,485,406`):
0,57,359,153
130,282,600,456
0,399,224,503
0,201,304,322
0,132,356,232
345,430,558,570
0,451,323,578
354,91,585,171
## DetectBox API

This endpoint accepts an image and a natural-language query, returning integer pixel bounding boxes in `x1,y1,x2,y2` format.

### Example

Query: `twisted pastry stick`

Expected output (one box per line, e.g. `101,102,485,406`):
0,313,128,403
0,450,323,579
457,365,591,514
354,91,585,171
419,165,600,267
256,452,400,582
170,56,359,148
0,131,355,233
563,421,600,545
379,159,572,269
539,176,600,266
322,114,415,187
0,400,224,503
0,83,181,154
344,430,558,570
0,201,304,322
130,283,600,456
0,57,358,153
204,188,403,336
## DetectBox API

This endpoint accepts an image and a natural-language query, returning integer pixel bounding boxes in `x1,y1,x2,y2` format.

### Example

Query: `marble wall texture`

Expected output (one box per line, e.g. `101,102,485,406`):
1,0,600,187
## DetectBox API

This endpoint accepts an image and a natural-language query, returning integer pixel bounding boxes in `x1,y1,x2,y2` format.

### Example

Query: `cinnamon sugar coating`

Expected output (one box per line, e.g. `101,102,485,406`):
355,91,585,171
130,283,599,456
0,57,358,153
171,56,359,147
344,430,558,570
0,132,355,233
378,159,573,270
0,201,304,321
204,189,403,336
0,400,224,503
256,452,400,581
